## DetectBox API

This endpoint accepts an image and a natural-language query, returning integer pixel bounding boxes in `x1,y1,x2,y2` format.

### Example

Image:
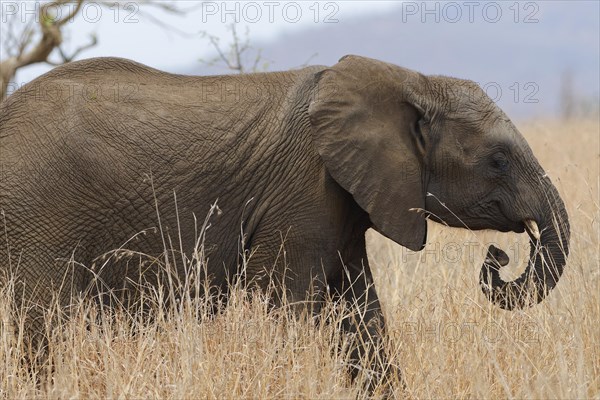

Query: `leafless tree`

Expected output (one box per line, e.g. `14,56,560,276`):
199,23,317,74
0,0,184,99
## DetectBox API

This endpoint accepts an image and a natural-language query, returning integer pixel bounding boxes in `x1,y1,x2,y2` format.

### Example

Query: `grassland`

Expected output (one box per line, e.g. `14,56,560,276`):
1,119,598,399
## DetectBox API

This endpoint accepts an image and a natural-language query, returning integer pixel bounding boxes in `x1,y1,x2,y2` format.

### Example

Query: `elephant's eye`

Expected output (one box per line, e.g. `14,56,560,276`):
491,152,509,172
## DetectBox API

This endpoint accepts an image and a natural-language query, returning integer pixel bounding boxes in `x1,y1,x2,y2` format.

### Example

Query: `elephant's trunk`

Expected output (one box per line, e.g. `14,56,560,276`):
480,182,570,310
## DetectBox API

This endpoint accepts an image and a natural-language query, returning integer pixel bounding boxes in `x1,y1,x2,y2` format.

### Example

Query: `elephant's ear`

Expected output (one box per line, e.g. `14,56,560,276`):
308,55,429,251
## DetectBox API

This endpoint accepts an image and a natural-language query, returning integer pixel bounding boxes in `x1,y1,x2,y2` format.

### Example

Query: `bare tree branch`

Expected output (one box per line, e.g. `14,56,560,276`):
199,24,271,74
51,33,98,65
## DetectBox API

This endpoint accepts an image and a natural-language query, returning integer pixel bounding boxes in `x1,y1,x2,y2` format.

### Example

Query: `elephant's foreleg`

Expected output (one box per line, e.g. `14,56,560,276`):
329,259,402,394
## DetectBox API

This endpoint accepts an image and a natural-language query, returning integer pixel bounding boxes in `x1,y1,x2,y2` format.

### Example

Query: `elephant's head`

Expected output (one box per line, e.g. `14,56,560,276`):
308,55,570,310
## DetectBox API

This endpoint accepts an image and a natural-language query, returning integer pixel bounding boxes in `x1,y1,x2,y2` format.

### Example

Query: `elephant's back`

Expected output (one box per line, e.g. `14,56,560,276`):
11,57,173,89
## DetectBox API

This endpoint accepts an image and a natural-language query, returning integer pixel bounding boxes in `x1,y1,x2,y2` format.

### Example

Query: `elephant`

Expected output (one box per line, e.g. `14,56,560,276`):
0,55,570,392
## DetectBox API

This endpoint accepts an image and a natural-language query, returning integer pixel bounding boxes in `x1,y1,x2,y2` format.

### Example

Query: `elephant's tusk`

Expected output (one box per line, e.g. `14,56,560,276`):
524,219,540,240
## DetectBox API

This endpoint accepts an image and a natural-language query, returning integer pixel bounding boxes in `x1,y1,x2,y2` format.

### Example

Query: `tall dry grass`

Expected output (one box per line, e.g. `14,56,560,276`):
1,119,598,399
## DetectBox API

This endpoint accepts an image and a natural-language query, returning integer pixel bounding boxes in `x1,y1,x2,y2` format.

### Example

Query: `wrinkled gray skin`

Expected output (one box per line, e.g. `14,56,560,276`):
0,55,570,390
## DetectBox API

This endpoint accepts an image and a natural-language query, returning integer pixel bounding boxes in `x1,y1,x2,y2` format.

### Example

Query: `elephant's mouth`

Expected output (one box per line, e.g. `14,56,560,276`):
492,200,533,234
495,220,526,234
